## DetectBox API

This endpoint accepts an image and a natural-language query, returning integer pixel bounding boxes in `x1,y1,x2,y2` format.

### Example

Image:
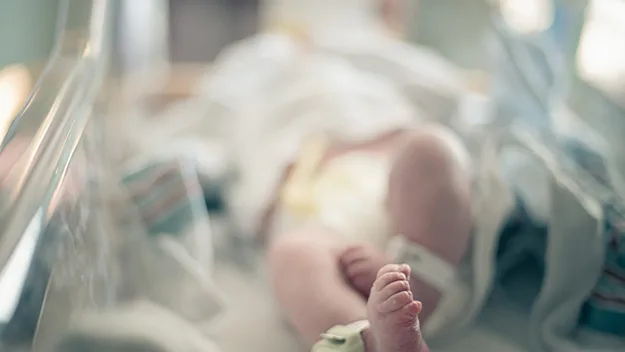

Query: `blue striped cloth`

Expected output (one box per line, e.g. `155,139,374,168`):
581,206,625,336
563,139,625,336
121,160,208,237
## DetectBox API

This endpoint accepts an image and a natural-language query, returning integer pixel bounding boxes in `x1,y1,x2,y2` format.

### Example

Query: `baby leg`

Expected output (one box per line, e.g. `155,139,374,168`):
340,125,473,320
340,244,393,299
269,229,432,352
268,225,368,346
387,125,473,320
310,264,430,352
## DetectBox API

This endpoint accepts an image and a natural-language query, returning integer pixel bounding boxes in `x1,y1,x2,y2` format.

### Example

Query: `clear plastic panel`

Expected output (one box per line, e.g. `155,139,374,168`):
0,0,115,350
0,1,220,351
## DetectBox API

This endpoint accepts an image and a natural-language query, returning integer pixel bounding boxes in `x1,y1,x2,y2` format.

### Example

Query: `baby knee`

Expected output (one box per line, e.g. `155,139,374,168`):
393,125,471,182
268,231,323,266
268,228,342,273
269,235,306,261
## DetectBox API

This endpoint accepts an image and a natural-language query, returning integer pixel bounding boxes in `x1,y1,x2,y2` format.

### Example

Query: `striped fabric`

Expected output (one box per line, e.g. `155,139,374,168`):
581,206,625,336
122,160,207,237
119,159,221,323
563,139,625,336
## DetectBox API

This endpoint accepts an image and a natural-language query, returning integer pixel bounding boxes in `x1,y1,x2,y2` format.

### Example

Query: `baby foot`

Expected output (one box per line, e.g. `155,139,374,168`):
367,264,427,352
339,245,393,298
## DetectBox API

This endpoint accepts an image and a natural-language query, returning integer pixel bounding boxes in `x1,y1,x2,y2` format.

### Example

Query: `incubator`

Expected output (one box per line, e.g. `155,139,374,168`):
0,1,221,351
0,0,624,351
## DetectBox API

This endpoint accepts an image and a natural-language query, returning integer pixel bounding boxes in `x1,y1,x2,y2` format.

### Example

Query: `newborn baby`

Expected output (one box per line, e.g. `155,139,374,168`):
266,126,471,352
191,0,497,350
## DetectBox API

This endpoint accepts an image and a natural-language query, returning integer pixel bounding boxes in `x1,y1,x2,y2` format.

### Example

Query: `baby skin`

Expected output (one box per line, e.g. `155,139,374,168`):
364,264,429,352
268,126,472,351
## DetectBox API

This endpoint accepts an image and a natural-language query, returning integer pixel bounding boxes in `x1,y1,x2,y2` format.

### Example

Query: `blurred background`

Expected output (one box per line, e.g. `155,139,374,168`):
3,0,622,131
0,0,624,352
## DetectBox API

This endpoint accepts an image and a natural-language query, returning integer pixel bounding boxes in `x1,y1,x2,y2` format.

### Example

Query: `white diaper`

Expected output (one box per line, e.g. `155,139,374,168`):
273,136,391,248
309,152,392,248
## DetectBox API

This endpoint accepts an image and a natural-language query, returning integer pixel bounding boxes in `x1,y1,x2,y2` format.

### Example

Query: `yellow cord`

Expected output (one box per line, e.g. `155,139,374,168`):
267,20,311,45
280,134,329,219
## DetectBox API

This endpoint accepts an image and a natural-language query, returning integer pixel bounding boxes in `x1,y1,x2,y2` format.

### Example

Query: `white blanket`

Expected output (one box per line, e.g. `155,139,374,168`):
194,31,465,237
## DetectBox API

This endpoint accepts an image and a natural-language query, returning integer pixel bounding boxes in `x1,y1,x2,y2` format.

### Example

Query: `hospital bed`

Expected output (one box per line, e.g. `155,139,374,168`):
1,1,624,351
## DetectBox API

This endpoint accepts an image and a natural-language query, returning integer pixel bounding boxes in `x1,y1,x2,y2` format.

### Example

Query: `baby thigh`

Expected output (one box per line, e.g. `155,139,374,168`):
267,225,368,346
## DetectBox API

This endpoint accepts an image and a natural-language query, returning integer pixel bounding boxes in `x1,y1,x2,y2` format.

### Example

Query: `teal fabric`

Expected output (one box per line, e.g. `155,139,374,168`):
580,205,625,336
122,160,207,237
563,140,625,336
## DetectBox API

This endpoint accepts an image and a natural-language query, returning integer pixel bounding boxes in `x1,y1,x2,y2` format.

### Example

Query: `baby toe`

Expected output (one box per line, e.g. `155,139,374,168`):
380,290,414,314
373,267,407,290
398,263,411,278
377,279,410,301
339,245,366,265
376,264,405,279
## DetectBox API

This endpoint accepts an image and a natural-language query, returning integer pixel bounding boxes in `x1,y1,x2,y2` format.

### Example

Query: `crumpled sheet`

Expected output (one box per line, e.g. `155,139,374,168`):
111,157,224,324
488,130,625,351
55,301,222,352
204,232,537,352
46,159,226,352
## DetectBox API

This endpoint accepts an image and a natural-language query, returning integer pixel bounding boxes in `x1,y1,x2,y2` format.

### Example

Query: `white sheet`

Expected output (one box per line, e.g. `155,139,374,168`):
204,245,533,352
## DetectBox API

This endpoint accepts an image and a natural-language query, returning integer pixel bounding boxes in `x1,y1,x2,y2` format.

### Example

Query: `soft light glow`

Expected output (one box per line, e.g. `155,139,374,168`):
499,0,554,34
576,0,625,92
0,64,32,142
